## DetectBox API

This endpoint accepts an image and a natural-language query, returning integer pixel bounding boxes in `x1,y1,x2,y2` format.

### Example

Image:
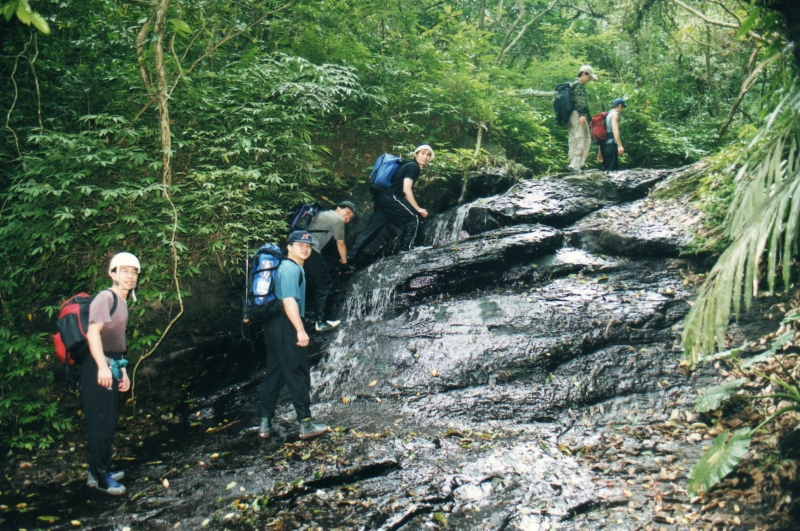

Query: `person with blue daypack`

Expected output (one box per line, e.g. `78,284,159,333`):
347,144,433,261
598,98,627,172
259,230,329,440
83,252,140,495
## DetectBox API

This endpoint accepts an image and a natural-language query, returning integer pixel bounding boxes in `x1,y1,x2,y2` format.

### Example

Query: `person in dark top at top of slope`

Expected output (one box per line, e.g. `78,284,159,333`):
347,144,433,261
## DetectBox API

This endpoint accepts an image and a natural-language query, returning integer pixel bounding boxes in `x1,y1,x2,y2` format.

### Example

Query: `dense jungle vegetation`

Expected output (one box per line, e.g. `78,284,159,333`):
1,0,798,453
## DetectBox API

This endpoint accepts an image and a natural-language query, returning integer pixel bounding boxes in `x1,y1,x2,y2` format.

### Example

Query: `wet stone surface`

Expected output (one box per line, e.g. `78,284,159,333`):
462,169,669,236
2,167,778,531
566,196,704,257
340,224,563,320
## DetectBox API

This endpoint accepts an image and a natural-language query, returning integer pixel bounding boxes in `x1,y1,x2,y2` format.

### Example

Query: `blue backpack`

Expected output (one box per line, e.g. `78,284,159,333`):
243,244,282,324
242,244,304,325
369,154,403,193
553,81,574,126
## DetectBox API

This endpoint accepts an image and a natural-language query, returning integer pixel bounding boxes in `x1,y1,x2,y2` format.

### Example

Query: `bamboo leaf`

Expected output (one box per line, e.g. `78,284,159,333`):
694,379,746,413
687,428,751,497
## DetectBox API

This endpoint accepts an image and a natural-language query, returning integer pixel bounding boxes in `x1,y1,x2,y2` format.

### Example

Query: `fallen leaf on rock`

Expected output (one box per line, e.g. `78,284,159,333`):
226,481,237,490
368,380,378,387
19,462,33,469
201,519,210,527
431,370,440,377
210,453,219,459
162,478,169,488
223,512,235,522
342,397,350,404
71,521,81,527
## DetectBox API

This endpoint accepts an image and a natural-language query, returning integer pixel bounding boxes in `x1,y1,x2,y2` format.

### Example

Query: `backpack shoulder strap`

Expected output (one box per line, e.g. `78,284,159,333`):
107,289,119,317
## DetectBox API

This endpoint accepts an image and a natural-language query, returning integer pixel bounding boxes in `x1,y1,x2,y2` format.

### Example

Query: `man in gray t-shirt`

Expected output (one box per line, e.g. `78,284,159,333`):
304,201,356,332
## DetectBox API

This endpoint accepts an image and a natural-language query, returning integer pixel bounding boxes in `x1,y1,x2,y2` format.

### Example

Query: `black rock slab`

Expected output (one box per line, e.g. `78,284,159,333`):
341,224,563,319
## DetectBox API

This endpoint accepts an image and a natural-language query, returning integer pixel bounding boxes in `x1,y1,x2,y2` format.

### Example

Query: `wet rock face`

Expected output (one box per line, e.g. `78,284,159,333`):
462,169,670,235
8,167,726,531
567,196,704,257
316,259,693,415
341,224,563,319
459,166,520,203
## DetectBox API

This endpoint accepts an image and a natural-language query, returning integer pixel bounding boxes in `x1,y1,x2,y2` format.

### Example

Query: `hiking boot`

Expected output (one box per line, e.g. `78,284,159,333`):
315,321,339,332
259,417,274,438
95,472,126,495
87,470,125,488
298,418,329,440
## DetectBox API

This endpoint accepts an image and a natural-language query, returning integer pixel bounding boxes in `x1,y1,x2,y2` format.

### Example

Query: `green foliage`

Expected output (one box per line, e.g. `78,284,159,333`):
694,379,746,413
687,428,752,497
689,312,800,496
2,0,50,34
0,327,73,450
682,81,800,362
1,0,793,450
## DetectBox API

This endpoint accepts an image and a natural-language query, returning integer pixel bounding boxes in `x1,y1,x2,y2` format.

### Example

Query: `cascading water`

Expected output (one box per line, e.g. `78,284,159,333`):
424,203,471,246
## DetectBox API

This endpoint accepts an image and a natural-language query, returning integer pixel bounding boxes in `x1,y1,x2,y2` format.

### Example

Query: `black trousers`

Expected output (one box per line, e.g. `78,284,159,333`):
81,352,121,487
347,192,421,259
303,250,332,321
601,142,620,171
259,315,311,420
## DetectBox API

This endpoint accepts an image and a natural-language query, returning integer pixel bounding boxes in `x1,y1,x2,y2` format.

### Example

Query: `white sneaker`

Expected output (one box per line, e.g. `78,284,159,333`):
326,320,341,328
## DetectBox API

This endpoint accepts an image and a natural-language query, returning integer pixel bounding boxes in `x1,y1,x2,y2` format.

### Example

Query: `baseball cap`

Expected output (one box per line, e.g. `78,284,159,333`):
612,97,628,108
337,200,357,216
288,230,314,245
579,65,598,81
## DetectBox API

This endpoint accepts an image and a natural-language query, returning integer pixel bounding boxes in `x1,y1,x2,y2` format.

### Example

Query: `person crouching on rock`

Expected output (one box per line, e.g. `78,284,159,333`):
84,252,140,495
347,144,432,260
259,230,330,440
304,201,357,332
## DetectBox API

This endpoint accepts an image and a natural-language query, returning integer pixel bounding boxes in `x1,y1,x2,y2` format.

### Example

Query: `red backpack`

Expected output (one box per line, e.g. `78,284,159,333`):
53,290,117,388
590,111,610,144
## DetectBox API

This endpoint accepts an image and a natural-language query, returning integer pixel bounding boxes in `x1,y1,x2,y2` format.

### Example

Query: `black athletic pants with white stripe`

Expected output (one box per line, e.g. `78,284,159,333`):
347,192,421,258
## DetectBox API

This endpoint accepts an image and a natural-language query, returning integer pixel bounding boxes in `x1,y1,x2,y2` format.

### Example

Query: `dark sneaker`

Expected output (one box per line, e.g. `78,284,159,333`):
87,470,124,488
259,417,274,438
299,418,329,440
315,321,335,332
95,472,126,495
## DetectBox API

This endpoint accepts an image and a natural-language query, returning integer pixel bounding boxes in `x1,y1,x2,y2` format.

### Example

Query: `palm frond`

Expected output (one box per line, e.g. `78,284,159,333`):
683,81,800,363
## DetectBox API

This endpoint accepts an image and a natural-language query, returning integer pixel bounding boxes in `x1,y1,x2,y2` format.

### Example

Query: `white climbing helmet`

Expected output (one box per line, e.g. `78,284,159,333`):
109,252,141,274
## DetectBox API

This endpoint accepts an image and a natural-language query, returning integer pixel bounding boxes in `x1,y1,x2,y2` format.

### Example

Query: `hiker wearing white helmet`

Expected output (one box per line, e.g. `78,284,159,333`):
347,144,433,260
83,252,141,496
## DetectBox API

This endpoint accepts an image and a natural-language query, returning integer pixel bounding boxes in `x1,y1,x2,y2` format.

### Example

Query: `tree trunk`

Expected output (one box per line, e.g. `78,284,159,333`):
705,26,721,117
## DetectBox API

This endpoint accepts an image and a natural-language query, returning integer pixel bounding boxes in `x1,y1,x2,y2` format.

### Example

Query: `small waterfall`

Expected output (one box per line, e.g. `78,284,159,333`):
344,285,396,321
426,203,471,246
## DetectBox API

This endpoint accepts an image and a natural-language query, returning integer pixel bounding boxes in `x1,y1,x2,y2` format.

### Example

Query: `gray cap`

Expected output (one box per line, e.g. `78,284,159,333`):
337,200,357,216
